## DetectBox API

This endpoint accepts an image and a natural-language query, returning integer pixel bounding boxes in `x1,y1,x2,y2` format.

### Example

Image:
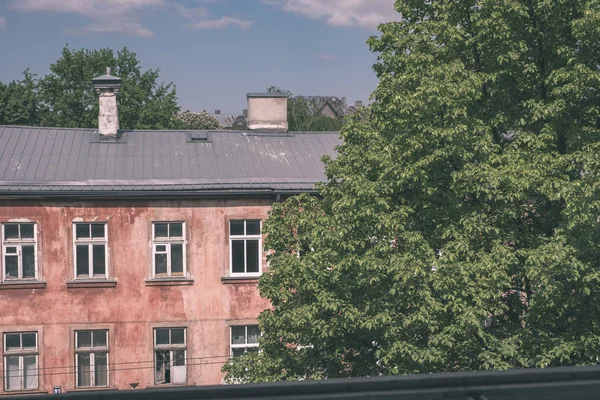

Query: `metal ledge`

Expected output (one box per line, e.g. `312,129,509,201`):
145,278,194,287
66,280,117,289
0,281,46,290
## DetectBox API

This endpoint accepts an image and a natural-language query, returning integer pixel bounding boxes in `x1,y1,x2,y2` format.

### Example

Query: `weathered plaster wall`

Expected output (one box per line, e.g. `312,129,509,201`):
0,199,272,394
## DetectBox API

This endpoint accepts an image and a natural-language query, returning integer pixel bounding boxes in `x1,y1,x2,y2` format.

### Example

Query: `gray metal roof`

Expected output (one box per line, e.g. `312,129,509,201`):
0,126,341,197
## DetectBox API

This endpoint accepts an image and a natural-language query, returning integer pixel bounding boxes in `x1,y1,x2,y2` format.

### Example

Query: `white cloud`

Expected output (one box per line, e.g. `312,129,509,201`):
9,0,251,36
317,53,336,61
10,0,164,37
185,16,252,30
174,3,252,31
0,16,5,30
263,0,397,29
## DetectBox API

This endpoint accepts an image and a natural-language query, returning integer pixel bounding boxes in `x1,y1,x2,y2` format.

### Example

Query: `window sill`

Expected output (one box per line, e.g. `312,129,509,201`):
221,276,260,284
0,281,46,290
0,389,47,396
145,278,194,287
66,280,117,288
146,384,195,389
69,387,117,393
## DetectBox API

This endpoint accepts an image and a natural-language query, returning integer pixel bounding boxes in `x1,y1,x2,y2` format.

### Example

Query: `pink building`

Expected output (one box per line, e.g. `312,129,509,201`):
0,72,339,394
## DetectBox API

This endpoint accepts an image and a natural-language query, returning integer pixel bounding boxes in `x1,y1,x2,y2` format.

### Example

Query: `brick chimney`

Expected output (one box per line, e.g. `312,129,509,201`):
92,67,122,137
246,93,288,131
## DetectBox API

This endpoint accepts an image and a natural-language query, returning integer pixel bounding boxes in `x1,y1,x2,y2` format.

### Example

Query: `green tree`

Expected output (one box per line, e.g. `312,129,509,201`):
0,70,41,126
224,0,600,382
38,46,180,129
172,111,221,130
267,86,343,131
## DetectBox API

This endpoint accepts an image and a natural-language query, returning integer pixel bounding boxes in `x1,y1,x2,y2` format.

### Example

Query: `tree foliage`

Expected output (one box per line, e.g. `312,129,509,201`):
267,86,343,131
172,111,221,130
224,0,600,382
1,46,180,129
0,70,41,126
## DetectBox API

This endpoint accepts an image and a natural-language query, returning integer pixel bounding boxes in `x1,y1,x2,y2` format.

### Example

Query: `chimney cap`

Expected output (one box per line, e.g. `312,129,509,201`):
246,92,288,99
92,67,122,89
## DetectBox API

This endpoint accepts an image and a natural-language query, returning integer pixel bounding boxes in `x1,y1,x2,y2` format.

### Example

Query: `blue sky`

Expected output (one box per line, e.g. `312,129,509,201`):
0,0,397,114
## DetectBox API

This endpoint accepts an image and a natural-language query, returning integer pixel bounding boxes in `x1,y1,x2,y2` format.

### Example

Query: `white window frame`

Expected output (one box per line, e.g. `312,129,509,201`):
73,223,108,279
153,327,187,385
151,222,186,279
2,223,38,281
75,330,109,388
3,332,39,392
229,220,262,277
230,325,260,357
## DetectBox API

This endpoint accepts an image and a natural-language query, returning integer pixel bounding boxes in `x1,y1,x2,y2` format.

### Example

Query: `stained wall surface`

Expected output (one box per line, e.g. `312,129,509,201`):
0,198,272,394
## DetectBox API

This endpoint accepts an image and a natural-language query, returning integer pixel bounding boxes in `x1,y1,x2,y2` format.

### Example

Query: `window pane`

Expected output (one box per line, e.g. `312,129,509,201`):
230,221,244,236
91,224,105,239
232,240,245,273
173,350,185,366
22,333,36,349
6,356,20,390
155,350,169,384
171,328,184,345
246,347,259,353
154,223,168,238
169,223,183,238
76,224,90,239
77,353,91,387
4,224,19,239
232,348,245,357
77,331,92,348
22,246,35,278
5,334,21,350
95,353,108,386
156,245,166,252
76,245,89,277
92,245,106,276
5,255,18,279
5,246,17,254
155,253,167,275
171,244,183,275
155,329,169,345
23,355,38,389
93,331,107,348
246,240,260,273
246,220,260,235
20,224,34,239
247,326,260,344
231,326,245,344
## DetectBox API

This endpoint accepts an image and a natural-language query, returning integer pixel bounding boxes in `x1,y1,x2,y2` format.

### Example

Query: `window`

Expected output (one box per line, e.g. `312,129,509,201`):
229,220,261,276
75,330,109,388
3,332,38,391
73,223,107,279
230,325,260,357
154,328,186,385
152,222,185,278
2,223,37,281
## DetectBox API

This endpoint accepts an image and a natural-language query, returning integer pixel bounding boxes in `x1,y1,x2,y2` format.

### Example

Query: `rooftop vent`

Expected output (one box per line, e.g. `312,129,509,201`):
190,131,209,141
